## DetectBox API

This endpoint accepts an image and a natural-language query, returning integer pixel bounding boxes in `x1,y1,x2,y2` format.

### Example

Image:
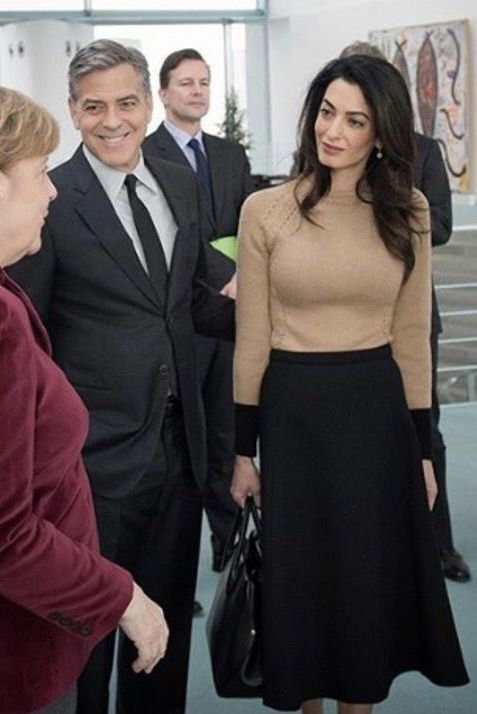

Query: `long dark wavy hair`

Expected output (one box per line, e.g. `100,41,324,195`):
294,55,420,278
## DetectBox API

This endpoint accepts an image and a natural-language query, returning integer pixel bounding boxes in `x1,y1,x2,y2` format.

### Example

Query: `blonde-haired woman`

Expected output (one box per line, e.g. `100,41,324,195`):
0,87,168,714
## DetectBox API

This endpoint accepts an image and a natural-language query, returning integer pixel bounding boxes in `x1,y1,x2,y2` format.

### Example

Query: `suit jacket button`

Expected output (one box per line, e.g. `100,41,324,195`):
159,364,169,376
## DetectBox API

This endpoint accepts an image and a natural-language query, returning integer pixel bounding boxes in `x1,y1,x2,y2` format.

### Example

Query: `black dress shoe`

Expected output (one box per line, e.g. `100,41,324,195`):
193,600,204,617
441,548,471,583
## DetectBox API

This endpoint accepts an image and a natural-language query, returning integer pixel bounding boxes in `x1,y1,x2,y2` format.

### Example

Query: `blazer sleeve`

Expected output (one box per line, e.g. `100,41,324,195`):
192,176,236,289
391,191,433,456
198,236,236,289
192,237,235,341
419,139,452,247
0,295,133,642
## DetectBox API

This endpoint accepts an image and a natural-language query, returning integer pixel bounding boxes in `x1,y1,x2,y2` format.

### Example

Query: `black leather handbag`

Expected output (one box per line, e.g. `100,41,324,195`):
206,496,263,698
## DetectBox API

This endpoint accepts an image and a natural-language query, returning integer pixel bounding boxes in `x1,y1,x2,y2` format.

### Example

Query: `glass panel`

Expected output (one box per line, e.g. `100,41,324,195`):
222,23,250,142
93,0,258,9
229,23,247,118
95,24,227,135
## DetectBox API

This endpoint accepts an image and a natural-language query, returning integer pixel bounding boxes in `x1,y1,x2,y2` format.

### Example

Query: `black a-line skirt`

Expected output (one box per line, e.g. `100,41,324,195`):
258,345,469,710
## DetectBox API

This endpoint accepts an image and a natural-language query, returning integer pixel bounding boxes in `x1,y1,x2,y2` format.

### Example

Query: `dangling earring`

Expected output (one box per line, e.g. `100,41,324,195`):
376,148,383,159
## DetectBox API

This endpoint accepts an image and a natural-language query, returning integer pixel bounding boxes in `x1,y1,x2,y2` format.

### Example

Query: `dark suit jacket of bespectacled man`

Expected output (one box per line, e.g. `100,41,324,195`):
8,39,236,714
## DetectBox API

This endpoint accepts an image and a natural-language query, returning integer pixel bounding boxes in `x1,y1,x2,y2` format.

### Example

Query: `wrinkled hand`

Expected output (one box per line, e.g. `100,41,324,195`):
119,583,169,674
220,274,237,300
230,455,261,507
422,459,438,511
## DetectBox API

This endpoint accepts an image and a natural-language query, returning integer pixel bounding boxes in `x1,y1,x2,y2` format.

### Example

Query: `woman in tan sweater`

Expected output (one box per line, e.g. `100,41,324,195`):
231,55,468,713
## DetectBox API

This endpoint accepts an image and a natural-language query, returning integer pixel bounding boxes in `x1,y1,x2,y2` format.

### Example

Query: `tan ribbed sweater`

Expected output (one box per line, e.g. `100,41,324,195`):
234,179,432,411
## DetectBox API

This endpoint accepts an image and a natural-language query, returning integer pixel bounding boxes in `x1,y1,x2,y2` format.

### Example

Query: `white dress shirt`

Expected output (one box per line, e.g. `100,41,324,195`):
163,119,207,172
83,144,177,270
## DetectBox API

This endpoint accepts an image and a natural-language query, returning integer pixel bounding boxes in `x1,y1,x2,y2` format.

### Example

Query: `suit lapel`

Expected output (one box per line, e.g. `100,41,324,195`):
150,124,191,168
71,149,163,310
146,157,193,308
147,124,216,232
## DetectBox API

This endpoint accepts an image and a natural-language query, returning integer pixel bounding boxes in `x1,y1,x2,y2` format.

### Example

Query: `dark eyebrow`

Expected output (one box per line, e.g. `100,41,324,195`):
80,98,106,105
322,97,370,120
81,93,140,105
117,94,140,102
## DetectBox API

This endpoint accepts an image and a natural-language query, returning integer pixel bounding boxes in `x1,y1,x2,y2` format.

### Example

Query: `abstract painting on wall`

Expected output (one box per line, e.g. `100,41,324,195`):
369,19,470,192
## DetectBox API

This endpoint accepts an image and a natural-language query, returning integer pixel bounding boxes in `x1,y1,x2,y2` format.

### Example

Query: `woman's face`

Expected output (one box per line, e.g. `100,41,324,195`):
314,78,379,183
0,155,57,267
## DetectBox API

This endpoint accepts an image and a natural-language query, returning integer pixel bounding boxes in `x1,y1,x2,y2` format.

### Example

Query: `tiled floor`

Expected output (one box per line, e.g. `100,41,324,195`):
189,403,477,714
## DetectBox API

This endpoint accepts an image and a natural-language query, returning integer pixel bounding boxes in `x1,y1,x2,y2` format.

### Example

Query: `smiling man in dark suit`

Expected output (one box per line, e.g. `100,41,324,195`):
9,39,235,714
143,50,253,586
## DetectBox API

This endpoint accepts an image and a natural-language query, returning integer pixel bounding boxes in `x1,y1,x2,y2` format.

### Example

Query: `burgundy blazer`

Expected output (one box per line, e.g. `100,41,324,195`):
0,270,132,714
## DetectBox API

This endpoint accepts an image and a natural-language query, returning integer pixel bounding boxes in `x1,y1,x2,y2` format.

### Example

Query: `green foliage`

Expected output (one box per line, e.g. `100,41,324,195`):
217,88,251,151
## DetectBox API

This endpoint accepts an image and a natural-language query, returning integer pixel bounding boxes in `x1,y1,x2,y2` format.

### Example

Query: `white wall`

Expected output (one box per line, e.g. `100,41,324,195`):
267,0,477,192
0,21,93,167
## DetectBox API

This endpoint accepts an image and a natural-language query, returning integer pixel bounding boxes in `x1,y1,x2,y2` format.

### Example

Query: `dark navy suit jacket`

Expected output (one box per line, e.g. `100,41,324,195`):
143,122,253,240
8,147,235,497
413,133,452,335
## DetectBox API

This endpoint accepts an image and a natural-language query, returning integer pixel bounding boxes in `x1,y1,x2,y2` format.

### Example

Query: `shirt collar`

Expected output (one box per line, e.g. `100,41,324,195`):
163,119,205,152
82,144,158,200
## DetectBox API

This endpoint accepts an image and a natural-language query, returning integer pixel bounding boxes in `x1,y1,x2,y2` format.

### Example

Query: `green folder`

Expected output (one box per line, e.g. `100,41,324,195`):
211,235,237,262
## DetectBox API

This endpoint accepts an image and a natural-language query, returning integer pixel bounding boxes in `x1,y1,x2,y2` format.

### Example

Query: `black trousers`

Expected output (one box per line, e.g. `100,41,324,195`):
431,328,454,551
77,404,203,714
197,336,238,553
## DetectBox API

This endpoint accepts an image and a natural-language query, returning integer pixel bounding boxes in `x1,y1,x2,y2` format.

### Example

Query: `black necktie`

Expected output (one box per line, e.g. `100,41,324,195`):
188,137,213,207
124,174,168,294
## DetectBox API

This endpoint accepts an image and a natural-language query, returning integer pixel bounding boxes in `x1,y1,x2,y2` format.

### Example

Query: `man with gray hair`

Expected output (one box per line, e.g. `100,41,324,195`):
339,40,471,584
9,38,235,714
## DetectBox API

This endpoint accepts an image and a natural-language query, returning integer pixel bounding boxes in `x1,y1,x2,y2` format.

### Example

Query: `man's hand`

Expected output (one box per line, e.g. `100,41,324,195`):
119,583,169,674
220,273,237,300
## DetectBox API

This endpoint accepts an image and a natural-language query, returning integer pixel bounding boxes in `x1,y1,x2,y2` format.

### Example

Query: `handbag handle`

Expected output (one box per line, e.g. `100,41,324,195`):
227,497,261,588
222,496,261,561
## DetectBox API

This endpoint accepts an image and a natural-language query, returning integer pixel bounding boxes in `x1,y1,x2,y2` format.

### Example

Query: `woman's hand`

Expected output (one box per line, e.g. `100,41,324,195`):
230,455,261,507
119,583,169,674
422,459,438,511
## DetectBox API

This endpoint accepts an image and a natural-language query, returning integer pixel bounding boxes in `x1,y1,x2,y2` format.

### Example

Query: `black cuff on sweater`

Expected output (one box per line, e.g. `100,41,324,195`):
234,403,259,457
410,408,433,459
